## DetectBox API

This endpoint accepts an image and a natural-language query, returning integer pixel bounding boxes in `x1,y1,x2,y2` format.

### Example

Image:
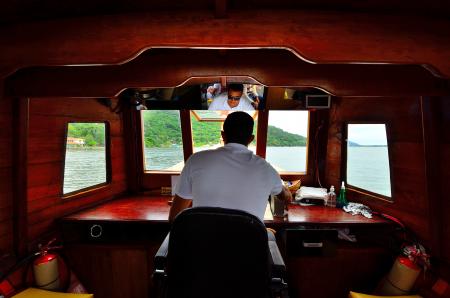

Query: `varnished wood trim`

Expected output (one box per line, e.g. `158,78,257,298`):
180,110,193,161
62,184,111,200
420,96,442,257
347,186,394,203
256,110,268,158
123,104,141,193
13,97,29,256
6,49,447,98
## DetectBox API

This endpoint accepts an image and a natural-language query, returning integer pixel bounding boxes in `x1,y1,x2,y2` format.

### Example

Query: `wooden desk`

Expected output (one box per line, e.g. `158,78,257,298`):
61,195,393,298
62,195,391,227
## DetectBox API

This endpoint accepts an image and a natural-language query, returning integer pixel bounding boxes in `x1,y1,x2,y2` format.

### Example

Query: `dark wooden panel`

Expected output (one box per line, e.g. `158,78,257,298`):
142,174,172,191
64,244,161,298
30,98,123,119
0,208,13,227
325,96,432,244
287,245,391,298
0,97,13,253
0,145,11,168
28,183,60,202
13,97,29,256
0,168,13,207
28,181,127,216
26,97,128,243
0,11,449,77
0,115,12,139
0,234,13,254
0,219,13,237
28,183,127,241
438,97,450,264
441,144,450,263
390,142,424,170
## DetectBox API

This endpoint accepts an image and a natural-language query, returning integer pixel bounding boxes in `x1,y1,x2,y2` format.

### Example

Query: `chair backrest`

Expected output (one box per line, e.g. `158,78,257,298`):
166,207,271,298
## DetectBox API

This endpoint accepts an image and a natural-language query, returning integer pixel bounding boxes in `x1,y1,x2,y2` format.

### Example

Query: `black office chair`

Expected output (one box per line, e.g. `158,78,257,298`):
153,207,289,298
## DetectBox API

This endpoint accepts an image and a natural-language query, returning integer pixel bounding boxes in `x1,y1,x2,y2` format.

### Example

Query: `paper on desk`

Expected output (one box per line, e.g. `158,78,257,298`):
295,186,328,201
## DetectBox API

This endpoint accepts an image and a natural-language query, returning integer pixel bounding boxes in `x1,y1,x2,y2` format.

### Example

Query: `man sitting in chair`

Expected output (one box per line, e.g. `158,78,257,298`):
169,111,292,223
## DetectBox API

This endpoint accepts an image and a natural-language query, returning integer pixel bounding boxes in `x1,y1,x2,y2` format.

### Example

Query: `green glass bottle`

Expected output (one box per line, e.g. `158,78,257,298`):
337,181,348,208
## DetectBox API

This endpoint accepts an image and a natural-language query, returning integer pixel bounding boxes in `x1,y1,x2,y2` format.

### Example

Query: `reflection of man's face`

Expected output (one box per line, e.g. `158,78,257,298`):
227,90,242,108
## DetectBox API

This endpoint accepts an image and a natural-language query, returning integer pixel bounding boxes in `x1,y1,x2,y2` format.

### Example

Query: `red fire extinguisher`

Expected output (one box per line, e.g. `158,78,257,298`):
32,239,62,291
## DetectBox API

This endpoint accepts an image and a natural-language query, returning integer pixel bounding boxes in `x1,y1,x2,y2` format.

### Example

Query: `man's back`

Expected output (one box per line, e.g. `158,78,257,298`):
175,143,282,221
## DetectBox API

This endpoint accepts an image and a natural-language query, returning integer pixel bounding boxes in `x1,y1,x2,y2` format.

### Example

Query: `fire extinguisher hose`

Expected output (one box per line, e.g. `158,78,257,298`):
0,252,40,284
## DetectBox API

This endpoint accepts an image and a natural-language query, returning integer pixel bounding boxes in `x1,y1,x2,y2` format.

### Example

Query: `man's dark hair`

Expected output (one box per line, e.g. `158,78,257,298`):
223,112,254,145
227,83,244,93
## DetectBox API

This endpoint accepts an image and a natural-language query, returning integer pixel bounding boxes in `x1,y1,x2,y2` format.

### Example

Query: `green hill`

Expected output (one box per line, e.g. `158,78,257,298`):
67,123,106,147
267,125,307,146
143,111,307,148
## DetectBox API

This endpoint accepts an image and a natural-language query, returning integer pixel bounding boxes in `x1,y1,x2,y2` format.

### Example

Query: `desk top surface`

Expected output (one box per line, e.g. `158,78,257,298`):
62,196,391,226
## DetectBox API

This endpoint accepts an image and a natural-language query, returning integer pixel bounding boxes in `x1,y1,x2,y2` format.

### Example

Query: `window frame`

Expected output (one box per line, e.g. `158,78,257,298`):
264,110,310,175
61,121,112,199
141,110,187,173
140,109,325,190
342,121,394,202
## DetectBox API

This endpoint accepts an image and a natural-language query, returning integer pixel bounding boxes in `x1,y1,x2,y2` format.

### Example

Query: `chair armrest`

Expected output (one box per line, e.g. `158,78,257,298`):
268,239,286,277
154,232,170,270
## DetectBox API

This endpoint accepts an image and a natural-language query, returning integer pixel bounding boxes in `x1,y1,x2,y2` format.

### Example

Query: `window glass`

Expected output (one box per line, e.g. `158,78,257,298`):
63,123,107,194
142,110,184,171
191,111,257,154
347,124,392,198
266,111,309,173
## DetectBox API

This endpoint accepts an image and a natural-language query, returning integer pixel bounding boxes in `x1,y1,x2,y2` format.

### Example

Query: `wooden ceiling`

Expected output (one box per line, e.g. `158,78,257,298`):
1,0,449,24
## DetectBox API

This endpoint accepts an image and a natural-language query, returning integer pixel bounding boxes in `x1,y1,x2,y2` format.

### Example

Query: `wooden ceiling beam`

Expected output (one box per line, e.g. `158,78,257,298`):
5,49,449,98
0,10,449,78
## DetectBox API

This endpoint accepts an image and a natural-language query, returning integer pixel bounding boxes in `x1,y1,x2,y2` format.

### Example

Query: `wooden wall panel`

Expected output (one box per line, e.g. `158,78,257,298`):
0,98,13,253
64,243,161,298
325,97,431,243
27,98,127,243
287,245,391,298
439,97,450,265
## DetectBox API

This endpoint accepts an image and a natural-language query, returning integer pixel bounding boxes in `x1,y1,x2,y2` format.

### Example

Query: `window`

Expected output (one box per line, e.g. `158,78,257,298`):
191,111,257,154
346,124,392,198
63,122,108,195
266,111,309,173
142,110,184,171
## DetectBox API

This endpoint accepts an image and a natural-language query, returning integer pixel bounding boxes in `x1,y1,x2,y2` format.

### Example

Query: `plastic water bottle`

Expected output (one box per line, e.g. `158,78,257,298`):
337,181,348,208
327,186,336,207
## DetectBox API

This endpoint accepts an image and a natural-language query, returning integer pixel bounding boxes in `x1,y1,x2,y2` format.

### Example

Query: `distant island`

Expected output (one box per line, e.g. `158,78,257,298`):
143,110,307,148
348,141,386,147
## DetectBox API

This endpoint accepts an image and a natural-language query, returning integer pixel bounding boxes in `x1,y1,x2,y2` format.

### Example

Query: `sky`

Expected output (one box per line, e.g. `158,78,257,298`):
268,111,309,137
348,124,388,145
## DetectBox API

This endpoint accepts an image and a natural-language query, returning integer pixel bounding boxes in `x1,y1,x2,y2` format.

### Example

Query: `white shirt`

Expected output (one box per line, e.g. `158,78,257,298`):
208,93,255,111
175,143,283,221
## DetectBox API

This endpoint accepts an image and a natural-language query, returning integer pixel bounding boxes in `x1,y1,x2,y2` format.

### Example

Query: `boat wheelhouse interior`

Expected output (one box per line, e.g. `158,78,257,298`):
0,1,450,297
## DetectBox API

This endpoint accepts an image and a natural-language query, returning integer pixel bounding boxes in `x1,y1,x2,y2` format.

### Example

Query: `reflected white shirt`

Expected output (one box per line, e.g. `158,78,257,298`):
208,93,255,111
